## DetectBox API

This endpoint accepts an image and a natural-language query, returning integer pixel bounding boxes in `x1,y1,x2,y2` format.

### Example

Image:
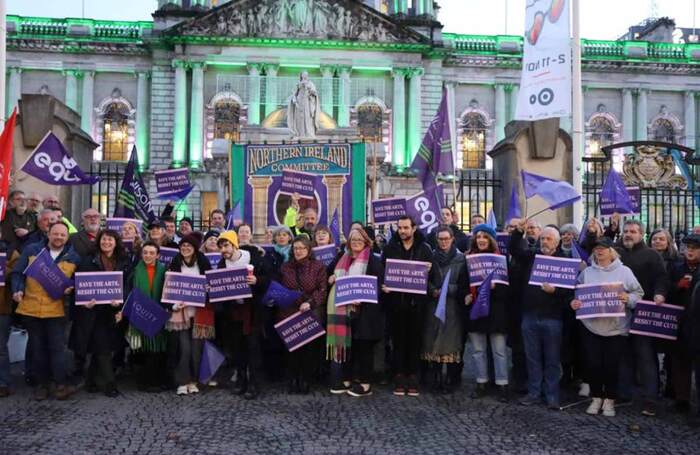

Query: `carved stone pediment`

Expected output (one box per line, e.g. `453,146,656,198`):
622,145,687,189
170,0,427,44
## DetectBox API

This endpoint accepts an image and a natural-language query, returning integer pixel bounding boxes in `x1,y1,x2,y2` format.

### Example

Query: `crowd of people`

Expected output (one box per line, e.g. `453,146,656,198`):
1,189,699,426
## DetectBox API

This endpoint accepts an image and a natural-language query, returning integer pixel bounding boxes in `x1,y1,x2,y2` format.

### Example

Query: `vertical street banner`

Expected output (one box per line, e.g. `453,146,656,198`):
515,0,572,120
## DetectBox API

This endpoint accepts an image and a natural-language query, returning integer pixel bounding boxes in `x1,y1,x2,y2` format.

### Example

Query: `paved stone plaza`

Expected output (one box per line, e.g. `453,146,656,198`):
1,370,699,454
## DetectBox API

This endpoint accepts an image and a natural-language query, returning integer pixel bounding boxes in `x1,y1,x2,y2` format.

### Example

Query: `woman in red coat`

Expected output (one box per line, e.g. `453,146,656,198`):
280,236,328,394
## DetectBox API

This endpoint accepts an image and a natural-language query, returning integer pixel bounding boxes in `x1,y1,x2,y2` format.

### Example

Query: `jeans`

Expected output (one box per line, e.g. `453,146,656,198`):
167,329,195,387
469,332,508,385
521,314,562,405
0,315,10,387
23,316,68,386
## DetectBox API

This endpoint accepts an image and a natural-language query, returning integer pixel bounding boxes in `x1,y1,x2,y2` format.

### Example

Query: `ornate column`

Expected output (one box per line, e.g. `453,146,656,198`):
508,84,519,121
249,176,273,238
391,68,407,169
136,71,151,170
247,63,261,126
6,67,22,118
264,64,279,118
622,88,634,143
320,65,334,118
322,175,348,239
172,60,188,168
337,66,352,128
189,62,205,170
635,89,648,141
684,91,696,149
80,71,95,138
494,83,506,142
63,69,82,111
406,67,424,165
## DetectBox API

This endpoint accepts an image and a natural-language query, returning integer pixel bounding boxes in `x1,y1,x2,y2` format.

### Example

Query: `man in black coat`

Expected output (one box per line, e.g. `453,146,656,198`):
509,218,573,409
69,208,102,258
381,215,433,397
615,219,669,416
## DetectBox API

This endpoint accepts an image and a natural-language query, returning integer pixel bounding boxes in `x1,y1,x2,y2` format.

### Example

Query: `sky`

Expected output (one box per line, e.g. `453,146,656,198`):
6,0,700,40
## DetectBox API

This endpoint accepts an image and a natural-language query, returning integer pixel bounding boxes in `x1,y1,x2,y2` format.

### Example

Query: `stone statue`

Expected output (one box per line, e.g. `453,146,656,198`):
287,71,320,138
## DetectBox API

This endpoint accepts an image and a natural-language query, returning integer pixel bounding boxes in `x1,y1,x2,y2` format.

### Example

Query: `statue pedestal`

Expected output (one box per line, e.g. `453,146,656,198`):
240,126,359,143
489,119,573,228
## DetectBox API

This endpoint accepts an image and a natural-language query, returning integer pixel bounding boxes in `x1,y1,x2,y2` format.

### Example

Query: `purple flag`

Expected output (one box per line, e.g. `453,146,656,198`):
435,268,452,323
225,201,242,230
199,340,226,383
24,248,73,299
505,186,522,223
410,87,454,192
334,275,378,306
470,270,494,320
521,171,557,199
406,185,444,235
486,209,497,230
21,132,100,185
496,233,510,256
599,168,635,216
274,311,326,352
629,301,684,340
262,280,303,308
162,272,207,307
114,147,158,224
74,271,124,305
532,179,581,210
571,241,590,264
122,288,169,338
330,208,341,247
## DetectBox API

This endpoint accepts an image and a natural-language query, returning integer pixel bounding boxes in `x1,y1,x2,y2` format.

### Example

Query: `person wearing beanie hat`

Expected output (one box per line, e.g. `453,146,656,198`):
179,233,201,252
217,230,239,249
464,223,510,401
178,217,194,237
201,231,220,254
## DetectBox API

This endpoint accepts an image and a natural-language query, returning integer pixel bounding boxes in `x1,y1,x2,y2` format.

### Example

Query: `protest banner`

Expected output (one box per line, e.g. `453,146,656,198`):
278,169,318,200
334,275,378,306
122,288,169,338
274,311,326,352
384,259,430,294
496,233,510,256
466,253,509,286
74,271,123,305
575,282,626,319
162,272,207,307
629,301,684,340
372,198,406,225
206,266,252,303
159,247,178,267
312,245,337,268
528,255,581,289
24,249,73,299
105,217,143,233
154,168,193,198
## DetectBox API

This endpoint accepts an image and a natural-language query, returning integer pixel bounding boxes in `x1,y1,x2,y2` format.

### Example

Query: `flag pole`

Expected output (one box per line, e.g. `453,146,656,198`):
571,0,584,227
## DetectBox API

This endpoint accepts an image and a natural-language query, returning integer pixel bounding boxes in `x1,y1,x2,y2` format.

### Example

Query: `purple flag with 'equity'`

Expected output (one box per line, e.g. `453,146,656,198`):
21,132,100,185
122,288,169,338
24,248,73,299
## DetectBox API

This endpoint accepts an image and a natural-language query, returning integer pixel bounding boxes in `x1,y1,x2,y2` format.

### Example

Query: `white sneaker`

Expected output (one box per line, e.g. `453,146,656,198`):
578,383,590,397
176,385,189,396
602,399,615,417
586,397,603,415
187,383,200,394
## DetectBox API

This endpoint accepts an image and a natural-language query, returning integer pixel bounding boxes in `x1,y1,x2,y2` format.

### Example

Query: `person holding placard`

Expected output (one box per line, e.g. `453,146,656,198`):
326,228,384,397
70,230,130,398
280,236,328,394
11,222,80,401
125,241,168,392
120,220,143,257
237,223,266,258
423,226,468,395
463,224,510,401
313,225,341,274
216,231,266,400
200,231,221,254
509,219,573,410
570,238,643,417
382,215,432,397
166,234,213,396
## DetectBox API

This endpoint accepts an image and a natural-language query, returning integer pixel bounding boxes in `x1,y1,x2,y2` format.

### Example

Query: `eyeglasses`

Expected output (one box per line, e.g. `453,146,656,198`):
437,237,452,242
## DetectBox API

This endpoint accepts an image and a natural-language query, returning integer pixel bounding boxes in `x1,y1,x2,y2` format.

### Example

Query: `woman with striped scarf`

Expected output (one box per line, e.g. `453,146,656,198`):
327,228,385,397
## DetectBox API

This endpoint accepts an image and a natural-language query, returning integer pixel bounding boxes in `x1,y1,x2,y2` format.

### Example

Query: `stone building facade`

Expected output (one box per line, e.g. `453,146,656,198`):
6,0,700,226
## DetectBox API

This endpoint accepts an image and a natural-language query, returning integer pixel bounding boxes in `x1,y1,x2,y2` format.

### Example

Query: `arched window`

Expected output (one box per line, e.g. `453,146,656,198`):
648,105,683,144
102,103,130,161
214,99,241,142
460,112,487,169
586,116,615,157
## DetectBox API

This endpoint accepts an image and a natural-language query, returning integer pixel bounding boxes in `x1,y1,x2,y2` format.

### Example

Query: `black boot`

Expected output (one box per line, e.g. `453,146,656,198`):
471,382,487,399
244,369,258,400
298,373,310,394
497,385,510,403
231,369,247,395
430,363,442,393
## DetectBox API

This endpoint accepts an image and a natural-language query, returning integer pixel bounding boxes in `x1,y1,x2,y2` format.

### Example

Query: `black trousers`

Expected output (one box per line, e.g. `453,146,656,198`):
136,352,167,389
352,339,377,384
87,353,115,389
391,302,424,379
582,329,625,400
288,338,319,381
227,321,262,380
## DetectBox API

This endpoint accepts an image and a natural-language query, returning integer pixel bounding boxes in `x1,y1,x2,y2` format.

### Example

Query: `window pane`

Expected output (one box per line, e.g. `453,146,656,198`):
214,100,241,142
102,103,129,161
357,103,383,142
460,113,486,169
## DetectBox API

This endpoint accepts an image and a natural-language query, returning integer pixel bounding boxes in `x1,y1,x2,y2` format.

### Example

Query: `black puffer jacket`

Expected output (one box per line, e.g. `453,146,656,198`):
615,241,669,301
381,229,433,307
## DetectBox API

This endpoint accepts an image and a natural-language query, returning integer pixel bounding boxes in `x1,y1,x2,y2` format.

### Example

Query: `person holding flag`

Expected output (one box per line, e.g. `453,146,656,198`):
422,226,468,394
464,224,510,402
10,222,80,401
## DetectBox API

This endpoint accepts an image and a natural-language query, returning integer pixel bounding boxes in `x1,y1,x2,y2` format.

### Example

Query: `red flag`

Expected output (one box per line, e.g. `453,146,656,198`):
0,109,18,221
